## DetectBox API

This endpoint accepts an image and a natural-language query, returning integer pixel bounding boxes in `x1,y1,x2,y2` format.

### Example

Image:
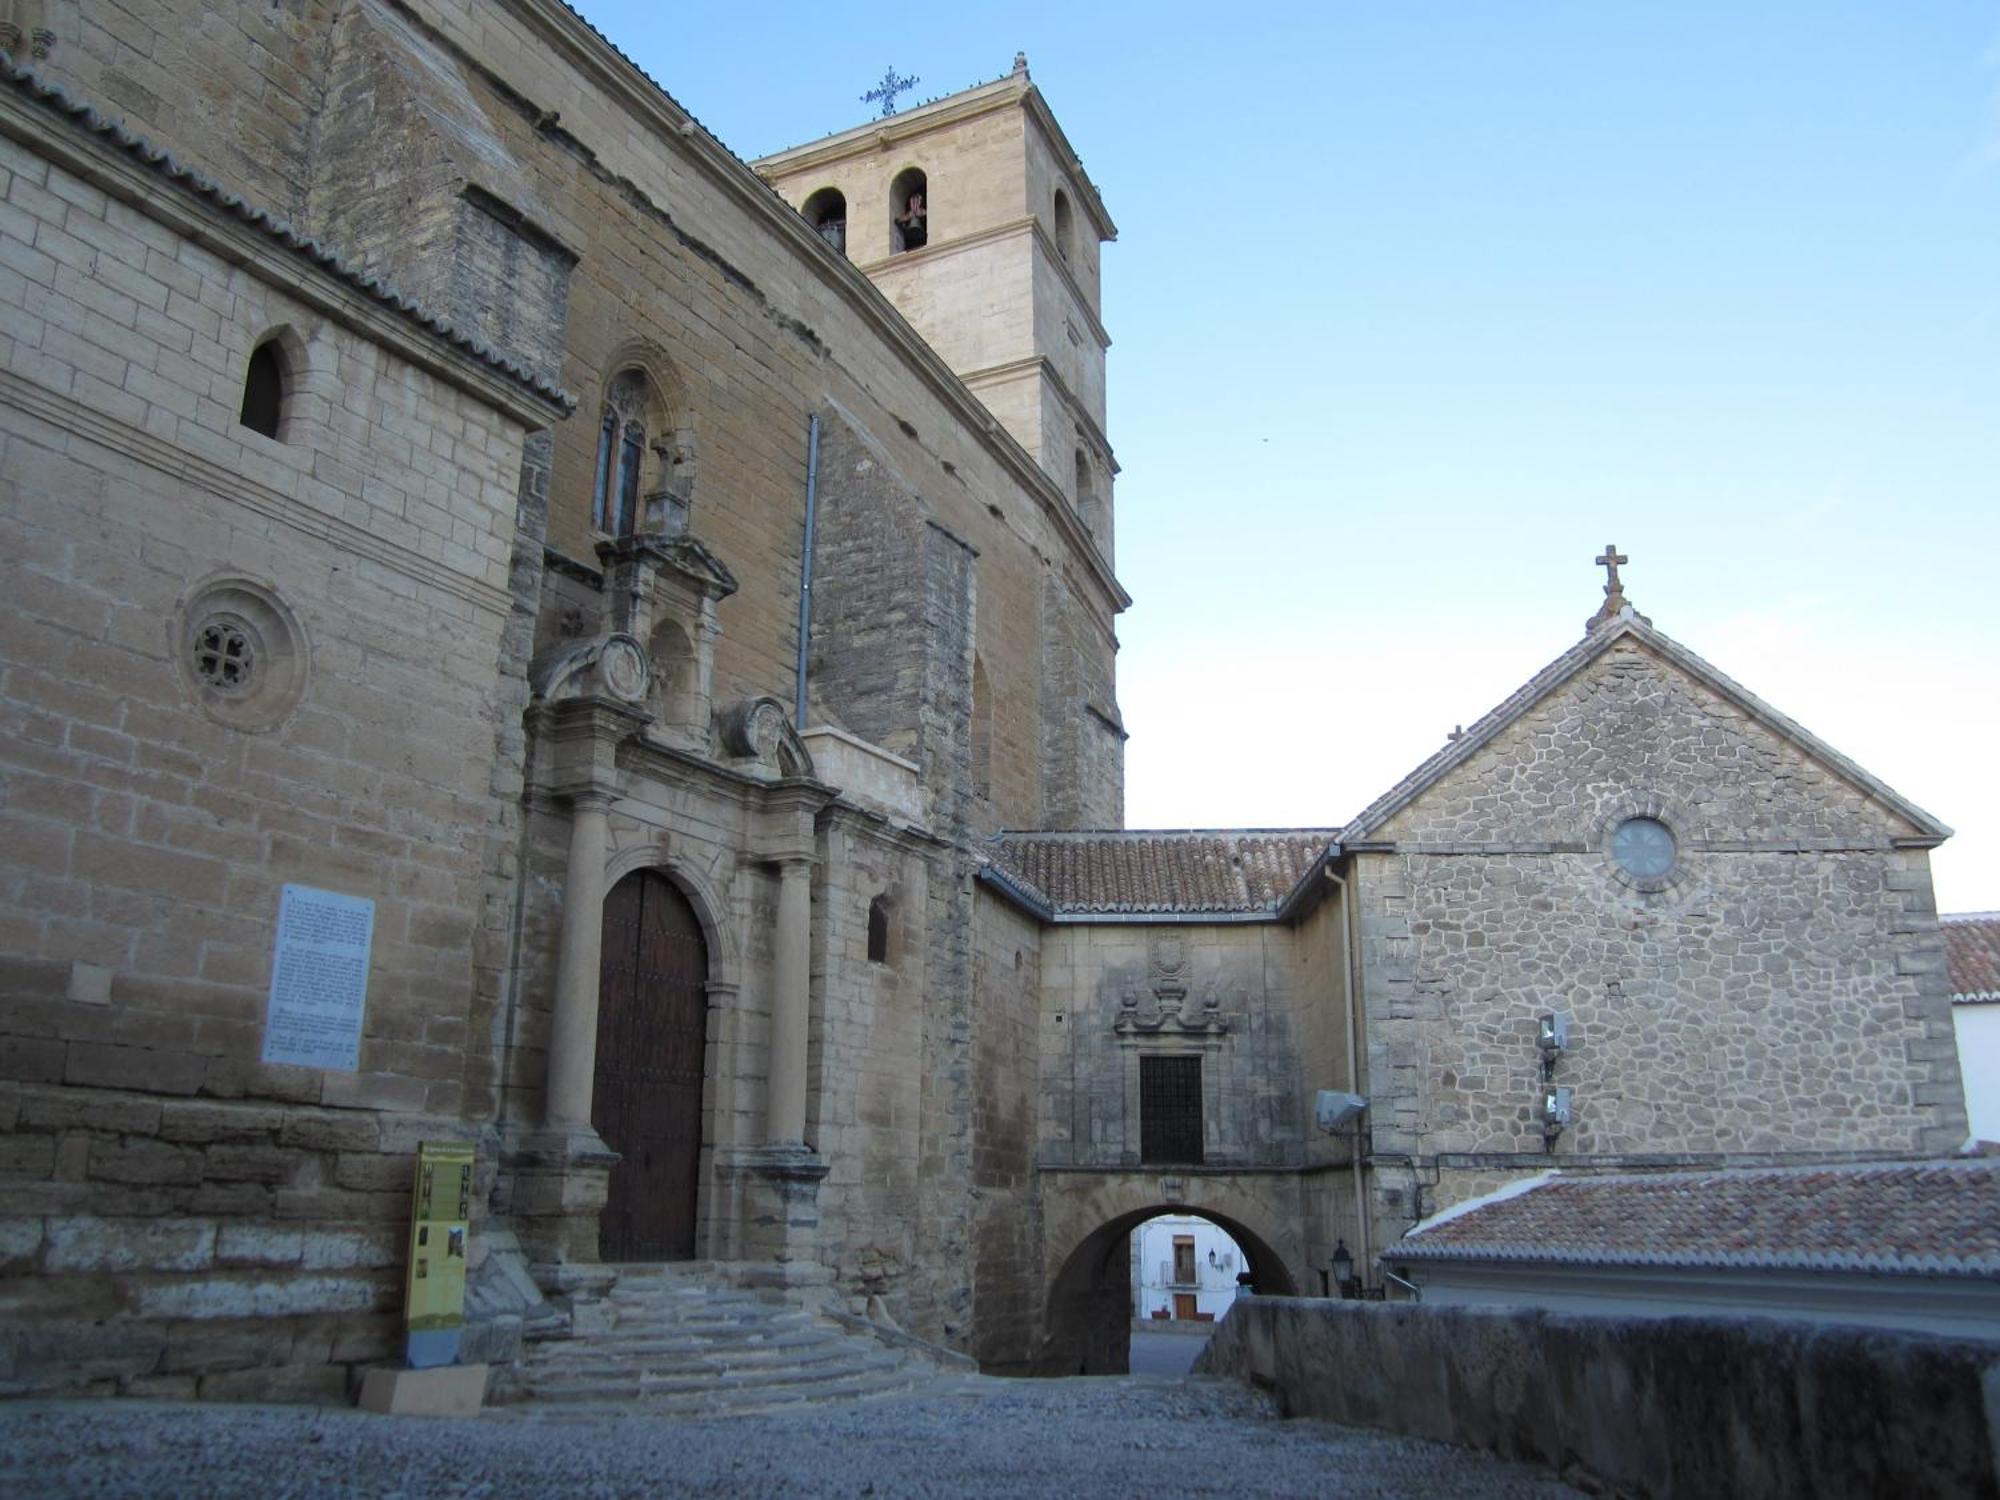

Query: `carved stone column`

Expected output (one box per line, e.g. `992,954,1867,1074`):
545,790,613,1128
767,855,812,1147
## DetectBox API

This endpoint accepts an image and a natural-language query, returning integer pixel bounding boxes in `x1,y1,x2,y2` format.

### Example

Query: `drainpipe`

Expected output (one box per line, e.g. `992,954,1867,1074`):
1321,855,1372,1290
793,413,821,729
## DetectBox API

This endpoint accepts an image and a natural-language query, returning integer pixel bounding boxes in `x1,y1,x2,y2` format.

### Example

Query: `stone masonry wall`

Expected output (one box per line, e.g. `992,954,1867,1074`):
44,1,1125,836
968,889,1044,1370
1039,924,1312,1171
0,1081,488,1401
0,108,534,1391
31,0,335,223
808,812,931,1321
1356,637,1964,1240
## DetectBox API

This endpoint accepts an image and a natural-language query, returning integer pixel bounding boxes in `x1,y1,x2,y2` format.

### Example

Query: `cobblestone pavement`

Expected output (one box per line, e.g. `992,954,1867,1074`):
0,1375,1586,1499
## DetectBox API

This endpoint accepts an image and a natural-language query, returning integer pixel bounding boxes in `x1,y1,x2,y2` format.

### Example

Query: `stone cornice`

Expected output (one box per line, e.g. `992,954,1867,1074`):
752,74,1116,243
819,798,950,855
0,60,571,425
489,0,1130,617
959,354,1116,471
858,215,1112,353
0,367,515,618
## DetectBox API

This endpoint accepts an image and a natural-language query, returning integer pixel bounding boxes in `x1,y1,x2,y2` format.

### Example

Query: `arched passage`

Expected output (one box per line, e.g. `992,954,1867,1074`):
1039,1202,1298,1375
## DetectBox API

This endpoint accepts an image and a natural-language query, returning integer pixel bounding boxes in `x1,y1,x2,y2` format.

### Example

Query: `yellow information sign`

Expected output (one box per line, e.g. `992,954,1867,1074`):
404,1140,474,1334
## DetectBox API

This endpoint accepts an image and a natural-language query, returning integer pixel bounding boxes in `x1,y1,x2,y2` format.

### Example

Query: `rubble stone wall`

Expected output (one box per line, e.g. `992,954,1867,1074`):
1355,638,1964,1244
1199,1297,1999,1500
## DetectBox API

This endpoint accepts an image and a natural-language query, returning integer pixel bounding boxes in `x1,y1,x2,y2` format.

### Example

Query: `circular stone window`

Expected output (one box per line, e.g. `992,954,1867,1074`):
172,577,308,732
1611,816,1677,882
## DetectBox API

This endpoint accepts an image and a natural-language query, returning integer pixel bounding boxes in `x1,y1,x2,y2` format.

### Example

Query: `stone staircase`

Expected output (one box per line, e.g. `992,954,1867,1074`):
493,1263,965,1417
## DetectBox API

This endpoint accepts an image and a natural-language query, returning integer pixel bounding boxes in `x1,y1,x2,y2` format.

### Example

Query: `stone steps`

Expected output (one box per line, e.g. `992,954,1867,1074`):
497,1263,954,1417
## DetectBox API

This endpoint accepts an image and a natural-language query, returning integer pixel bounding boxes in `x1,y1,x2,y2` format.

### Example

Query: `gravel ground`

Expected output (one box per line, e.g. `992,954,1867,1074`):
0,1375,1586,1499
1127,1328,1211,1375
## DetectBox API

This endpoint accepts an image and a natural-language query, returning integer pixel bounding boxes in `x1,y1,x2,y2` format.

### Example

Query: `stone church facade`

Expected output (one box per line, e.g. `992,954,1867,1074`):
0,2,1967,1396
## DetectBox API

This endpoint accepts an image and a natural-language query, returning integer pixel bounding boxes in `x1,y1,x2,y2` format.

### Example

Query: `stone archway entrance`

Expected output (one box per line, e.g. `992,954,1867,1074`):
1041,1204,1298,1375
593,869,708,1260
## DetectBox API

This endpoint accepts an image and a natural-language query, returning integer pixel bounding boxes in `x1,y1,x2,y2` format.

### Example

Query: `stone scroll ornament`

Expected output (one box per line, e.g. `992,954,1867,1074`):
528,632,651,706
719,696,815,779
1115,932,1229,1036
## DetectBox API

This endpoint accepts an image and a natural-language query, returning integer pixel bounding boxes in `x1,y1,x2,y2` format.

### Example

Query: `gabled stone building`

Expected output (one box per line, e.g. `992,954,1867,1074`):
0,1,1967,1397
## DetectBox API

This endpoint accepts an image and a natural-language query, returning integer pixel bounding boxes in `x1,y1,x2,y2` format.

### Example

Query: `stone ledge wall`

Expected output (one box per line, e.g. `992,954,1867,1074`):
0,1081,489,1402
1197,1297,1999,1500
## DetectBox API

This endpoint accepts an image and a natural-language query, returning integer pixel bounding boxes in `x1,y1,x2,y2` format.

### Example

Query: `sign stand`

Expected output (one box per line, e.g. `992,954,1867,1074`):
357,1141,489,1416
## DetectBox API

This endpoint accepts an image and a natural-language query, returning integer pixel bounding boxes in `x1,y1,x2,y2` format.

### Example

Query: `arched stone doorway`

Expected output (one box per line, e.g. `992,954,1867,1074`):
1040,1203,1298,1375
593,868,708,1260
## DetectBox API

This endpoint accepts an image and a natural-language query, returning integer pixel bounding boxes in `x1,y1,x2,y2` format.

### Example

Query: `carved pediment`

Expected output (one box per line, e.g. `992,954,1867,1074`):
595,532,738,604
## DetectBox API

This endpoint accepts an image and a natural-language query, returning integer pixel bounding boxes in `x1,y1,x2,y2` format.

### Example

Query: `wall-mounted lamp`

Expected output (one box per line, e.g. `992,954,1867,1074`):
1538,1011,1568,1072
1542,1084,1573,1151
1331,1238,1357,1299
1315,1090,1367,1134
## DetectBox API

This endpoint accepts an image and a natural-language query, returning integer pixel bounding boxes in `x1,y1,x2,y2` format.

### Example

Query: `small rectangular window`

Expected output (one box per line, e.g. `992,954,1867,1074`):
1140,1055,1203,1165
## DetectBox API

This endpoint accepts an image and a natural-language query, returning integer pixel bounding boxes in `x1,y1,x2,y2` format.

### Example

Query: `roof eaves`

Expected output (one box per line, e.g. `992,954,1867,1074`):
1339,610,1954,847
974,859,1054,923
1382,1241,2000,1279
1621,615,1951,843
1273,842,1340,924
1338,616,1630,844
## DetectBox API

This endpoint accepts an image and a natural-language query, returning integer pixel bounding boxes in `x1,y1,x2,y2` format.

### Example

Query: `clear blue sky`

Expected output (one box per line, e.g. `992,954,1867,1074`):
576,2,2000,910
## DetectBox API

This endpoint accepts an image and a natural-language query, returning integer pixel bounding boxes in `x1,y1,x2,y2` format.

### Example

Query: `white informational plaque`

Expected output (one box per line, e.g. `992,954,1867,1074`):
260,884,374,1071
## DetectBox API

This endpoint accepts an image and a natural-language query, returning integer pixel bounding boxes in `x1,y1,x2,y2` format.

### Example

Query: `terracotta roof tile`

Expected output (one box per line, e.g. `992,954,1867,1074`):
1944,913,2000,1004
986,830,1334,916
1387,1159,2000,1277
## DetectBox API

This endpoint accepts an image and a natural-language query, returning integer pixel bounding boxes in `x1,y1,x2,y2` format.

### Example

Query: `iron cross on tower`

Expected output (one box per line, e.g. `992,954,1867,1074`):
862,66,919,118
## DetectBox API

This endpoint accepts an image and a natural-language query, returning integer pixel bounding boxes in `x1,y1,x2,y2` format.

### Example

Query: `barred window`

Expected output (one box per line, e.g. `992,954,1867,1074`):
1140,1055,1203,1165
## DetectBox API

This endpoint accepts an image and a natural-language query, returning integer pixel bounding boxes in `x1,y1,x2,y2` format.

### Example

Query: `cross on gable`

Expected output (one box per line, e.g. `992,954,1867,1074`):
862,66,919,119
1585,543,1646,633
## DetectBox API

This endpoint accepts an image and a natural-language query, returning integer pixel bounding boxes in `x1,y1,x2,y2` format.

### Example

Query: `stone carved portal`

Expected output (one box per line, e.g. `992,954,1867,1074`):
593,870,708,1261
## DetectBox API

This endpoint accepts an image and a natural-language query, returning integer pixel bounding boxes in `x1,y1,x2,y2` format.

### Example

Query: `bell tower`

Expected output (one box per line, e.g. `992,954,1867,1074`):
755,55,1118,559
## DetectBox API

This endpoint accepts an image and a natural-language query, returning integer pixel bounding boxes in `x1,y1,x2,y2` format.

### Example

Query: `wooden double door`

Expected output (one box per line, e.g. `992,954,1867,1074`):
592,869,708,1261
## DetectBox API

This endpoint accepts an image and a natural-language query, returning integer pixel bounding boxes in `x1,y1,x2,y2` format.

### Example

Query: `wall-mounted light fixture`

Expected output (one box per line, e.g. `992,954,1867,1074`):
1315,1089,1367,1134
1542,1084,1573,1150
1538,1013,1571,1151
1331,1238,1357,1300
1538,1011,1568,1073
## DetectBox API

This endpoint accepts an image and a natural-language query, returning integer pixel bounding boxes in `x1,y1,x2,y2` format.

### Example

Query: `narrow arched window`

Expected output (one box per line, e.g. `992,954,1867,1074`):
890,167,928,253
1052,188,1074,266
803,187,847,255
592,369,651,537
867,897,890,965
239,339,286,439
591,407,617,531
